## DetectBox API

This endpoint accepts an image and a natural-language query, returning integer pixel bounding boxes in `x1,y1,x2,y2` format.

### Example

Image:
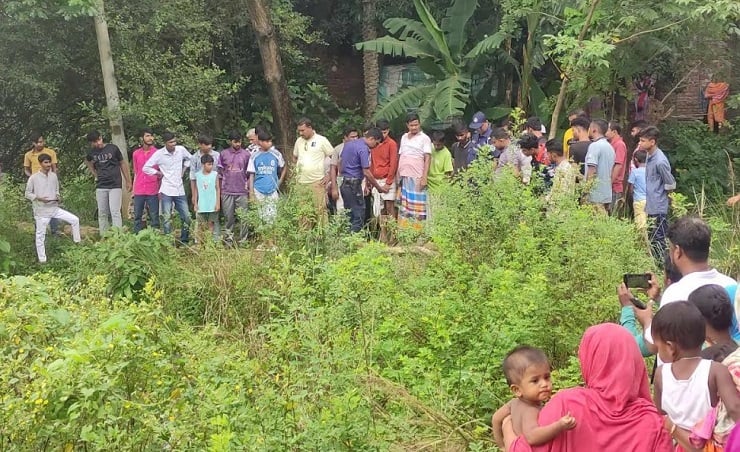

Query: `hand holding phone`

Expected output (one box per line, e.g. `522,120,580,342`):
623,273,651,290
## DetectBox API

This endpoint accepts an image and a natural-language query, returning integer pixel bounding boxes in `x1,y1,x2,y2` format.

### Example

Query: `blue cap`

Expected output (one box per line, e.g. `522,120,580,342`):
469,111,486,129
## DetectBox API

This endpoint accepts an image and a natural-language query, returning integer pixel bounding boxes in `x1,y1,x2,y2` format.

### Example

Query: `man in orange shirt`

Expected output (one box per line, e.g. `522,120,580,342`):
371,119,399,219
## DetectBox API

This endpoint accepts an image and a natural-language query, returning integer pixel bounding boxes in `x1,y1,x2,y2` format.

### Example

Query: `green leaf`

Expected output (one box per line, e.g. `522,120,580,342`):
432,76,470,121
412,0,454,70
373,84,435,121
483,106,513,121
356,36,435,59
442,0,478,56
464,31,507,61
415,57,446,79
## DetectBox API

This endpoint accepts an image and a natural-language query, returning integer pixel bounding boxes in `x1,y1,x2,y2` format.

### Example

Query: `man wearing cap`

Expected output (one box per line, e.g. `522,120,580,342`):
468,111,492,164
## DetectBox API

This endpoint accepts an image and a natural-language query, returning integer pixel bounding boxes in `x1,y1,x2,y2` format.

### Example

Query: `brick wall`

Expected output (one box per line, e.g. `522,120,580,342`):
312,48,365,109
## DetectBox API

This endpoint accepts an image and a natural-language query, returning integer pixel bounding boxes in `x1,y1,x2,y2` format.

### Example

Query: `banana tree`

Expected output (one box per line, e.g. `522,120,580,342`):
356,0,506,123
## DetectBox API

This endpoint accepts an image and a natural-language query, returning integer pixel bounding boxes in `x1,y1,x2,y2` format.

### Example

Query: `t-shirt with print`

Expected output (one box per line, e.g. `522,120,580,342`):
86,143,123,189
293,133,333,184
397,132,433,178
628,166,647,202
584,137,615,204
248,148,285,195
339,139,370,179
428,147,453,189
195,170,218,213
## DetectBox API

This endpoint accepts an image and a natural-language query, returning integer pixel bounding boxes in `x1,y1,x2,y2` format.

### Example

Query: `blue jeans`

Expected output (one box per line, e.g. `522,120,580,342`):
133,195,160,233
648,213,668,264
340,178,365,233
161,195,191,243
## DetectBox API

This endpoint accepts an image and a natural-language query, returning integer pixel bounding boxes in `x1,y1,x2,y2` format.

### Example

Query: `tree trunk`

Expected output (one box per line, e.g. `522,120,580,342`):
246,0,295,156
362,0,379,119
548,0,601,139
93,0,131,218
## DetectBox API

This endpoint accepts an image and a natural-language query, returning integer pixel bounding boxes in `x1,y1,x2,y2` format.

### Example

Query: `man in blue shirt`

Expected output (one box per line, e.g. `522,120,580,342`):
338,127,389,233
640,126,676,261
584,119,615,214
468,111,492,161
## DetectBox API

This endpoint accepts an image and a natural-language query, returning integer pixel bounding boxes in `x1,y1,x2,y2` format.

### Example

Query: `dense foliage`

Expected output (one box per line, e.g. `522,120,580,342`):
2,167,657,450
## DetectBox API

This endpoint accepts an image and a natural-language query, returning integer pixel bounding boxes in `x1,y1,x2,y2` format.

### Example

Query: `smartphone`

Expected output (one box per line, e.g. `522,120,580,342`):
630,296,647,310
623,273,651,289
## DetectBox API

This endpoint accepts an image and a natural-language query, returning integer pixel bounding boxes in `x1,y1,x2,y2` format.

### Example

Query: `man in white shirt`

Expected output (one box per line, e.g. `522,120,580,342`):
636,216,737,354
25,153,81,263
143,131,192,244
397,113,432,222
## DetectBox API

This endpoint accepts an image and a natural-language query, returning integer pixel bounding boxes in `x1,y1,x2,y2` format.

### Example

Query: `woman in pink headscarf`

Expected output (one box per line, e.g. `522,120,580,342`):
502,323,672,452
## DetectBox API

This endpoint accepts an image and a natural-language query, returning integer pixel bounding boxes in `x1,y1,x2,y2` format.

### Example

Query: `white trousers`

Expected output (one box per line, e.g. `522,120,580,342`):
34,208,81,263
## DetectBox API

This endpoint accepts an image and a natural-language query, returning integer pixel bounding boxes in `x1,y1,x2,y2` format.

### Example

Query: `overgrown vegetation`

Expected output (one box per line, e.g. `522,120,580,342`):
2,166,664,450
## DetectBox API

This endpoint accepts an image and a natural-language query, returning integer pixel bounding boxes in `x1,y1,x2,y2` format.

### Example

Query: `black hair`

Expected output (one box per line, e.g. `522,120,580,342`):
633,150,647,164
343,126,359,138
200,154,214,164
365,127,383,141
254,125,268,136
663,250,682,284
86,130,102,143
570,117,590,130
161,131,176,142
567,109,586,118
454,122,468,135
405,112,420,124
227,130,242,142
667,216,711,262
257,130,273,141
297,117,313,128
525,117,542,131
431,130,445,142
700,342,738,362
140,128,153,138
590,119,608,135
491,127,509,140
608,120,622,136
545,139,564,157
688,285,733,332
197,134,213,145
37,153,52,163
640,126,660,142
502,346,550,385
30,132,44,143
651,301,706,349
630,120,648,130
518,133,540,151
375,119,390,130
497,117,512,128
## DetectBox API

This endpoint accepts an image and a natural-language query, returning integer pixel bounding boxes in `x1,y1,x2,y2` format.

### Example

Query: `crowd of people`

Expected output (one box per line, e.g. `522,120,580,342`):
493,215,740,452
17,109,739,266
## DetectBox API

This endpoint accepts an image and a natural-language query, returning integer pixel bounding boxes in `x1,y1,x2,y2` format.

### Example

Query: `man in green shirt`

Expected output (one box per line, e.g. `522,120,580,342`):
428,131,453,190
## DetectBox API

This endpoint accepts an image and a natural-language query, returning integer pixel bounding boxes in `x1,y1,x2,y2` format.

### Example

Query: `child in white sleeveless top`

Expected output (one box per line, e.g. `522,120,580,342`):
652,301,740,450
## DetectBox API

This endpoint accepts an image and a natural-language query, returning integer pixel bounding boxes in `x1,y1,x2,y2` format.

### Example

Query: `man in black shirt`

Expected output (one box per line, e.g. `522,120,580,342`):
568,116,591,175
85,130,132,234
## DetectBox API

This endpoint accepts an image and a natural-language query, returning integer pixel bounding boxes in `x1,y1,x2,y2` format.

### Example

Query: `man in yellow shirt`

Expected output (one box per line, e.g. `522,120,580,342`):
292,117,334,221
24,133,62,236
562,109,585,159
24,133,58,177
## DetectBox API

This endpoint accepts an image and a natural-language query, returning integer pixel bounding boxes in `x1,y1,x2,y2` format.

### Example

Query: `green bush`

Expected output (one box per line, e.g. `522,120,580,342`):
661,120,740,200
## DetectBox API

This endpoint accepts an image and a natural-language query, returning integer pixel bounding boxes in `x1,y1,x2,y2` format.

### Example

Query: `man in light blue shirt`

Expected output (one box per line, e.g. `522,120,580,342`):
584,119,615,212
640,126,676,261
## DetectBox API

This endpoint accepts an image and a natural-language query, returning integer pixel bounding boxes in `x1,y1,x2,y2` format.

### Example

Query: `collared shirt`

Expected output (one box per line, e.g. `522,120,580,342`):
340,139,371,179
217,147,250,196
24,148,58,174
585,137,615,204
471,127,492,150
398,131,432,178
143,145,192,196
610,136,628,193
293,133,333,184
452,140,474,173
25,170,60,216
370,136,398,183
189,150,220,181
645,148,676,215
132,146,160,196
